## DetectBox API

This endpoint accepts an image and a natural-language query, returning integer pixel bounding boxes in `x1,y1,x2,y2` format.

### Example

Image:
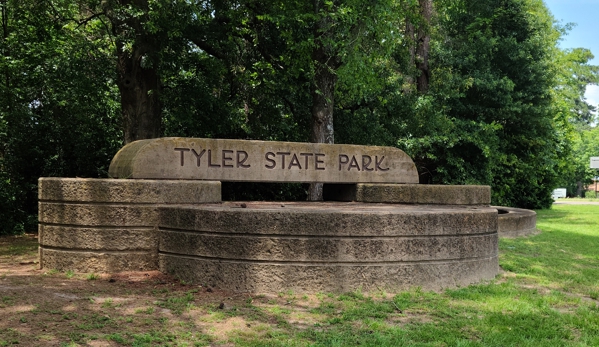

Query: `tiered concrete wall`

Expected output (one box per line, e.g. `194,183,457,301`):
37,135,539,292
38,178,220,272
38,178,537,293
159,202,499,292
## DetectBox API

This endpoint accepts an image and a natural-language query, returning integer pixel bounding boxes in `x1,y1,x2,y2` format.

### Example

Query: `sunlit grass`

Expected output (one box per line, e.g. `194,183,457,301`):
501,205,599,296
2,205,599,346
234,205,599,347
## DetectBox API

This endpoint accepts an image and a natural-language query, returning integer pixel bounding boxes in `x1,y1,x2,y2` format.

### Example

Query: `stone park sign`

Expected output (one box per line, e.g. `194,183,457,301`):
38,136,533,293
109,137,419,184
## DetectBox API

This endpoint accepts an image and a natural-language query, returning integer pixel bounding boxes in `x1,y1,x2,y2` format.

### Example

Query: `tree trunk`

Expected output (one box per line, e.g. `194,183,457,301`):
307,63,336,200
416,0,432,93
310,51,336,145
1,0,9,98
405,0,432,93
405,12,415,93
308,2,338,201
0,0,8,160
108,0,162,144
116,43,162,144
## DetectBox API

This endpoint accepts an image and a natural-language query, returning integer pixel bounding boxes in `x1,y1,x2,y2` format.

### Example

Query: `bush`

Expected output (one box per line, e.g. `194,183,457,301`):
0,173,25,235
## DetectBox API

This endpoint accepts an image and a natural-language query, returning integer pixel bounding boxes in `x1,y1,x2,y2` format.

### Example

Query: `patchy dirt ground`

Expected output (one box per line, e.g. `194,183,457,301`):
0,234,333,346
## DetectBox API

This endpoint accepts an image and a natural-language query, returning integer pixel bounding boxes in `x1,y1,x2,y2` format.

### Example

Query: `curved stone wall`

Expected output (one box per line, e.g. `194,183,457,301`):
38,178,504,292
158,202,499,292
38,178,221,272
494,206,538,238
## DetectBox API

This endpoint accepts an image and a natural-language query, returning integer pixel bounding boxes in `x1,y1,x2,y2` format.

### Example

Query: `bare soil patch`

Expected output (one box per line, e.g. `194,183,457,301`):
1,234,365,346
0,234,313,346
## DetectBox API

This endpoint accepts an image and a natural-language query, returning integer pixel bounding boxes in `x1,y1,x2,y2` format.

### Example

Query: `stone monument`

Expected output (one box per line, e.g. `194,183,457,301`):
38,137,536,292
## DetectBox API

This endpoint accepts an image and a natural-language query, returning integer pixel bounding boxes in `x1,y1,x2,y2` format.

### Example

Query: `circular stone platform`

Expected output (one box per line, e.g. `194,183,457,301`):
158,202,499,293
494,206,538,238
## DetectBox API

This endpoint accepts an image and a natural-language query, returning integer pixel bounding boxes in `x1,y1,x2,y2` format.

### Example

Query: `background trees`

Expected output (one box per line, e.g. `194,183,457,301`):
553,47,599,196
0,0,598,234
0,0,120,232
398,0,572,208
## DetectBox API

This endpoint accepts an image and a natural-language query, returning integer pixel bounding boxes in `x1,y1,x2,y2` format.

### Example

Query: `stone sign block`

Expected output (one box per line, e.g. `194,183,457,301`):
109,137,419,184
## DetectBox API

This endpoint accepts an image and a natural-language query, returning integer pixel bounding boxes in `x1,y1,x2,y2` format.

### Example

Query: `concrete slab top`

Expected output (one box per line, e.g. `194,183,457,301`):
168,201,494,214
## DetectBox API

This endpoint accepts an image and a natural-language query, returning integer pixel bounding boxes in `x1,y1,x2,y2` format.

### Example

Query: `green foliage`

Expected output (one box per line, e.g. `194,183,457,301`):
390,0,585,209
554,48,599,128
1,0,597,230
0,0,121,234
561,127,599,196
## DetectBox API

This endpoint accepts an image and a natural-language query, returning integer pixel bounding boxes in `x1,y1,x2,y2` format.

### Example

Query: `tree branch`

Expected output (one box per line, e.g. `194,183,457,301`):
187,36,227,61
76,12,106,29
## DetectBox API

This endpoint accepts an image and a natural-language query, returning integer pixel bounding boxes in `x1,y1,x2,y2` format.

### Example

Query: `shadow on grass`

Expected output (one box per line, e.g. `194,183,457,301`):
237,283,599,347
499,205,599,295
3,205,599,347
0,234,37,257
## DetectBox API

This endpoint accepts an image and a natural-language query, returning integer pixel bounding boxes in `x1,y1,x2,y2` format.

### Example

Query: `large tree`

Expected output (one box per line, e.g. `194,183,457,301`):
405,0,433,93
305,0,402,199
553,48,599,195
396,0,577,208
104,0,162,143
2,0,597,235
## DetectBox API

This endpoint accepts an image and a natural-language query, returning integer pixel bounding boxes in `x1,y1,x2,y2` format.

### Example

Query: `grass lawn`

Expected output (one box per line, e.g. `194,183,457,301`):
234,204,599,346
557,197,599,202
1,204,599,346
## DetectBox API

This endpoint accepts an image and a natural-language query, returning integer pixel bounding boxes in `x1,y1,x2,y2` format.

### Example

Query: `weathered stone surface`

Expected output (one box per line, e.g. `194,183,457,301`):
38,178,220,273
108,137,419,184
495,206,538,238
160,230,497,262
159,202,497,237
325,184,491,205
158,201,499,292
39,177,221,203
38,201,160,272
39,225,157,251
38,177,501,291
159,255,499,293
40,248,157,272
39,202,158,227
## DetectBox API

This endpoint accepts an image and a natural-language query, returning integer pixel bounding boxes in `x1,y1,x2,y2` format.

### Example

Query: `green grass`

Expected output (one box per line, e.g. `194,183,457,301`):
559,197,599,202
232,204,599,347
154,289,198,314
0,236,37,257
2,205,599,346
502,205,599,295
